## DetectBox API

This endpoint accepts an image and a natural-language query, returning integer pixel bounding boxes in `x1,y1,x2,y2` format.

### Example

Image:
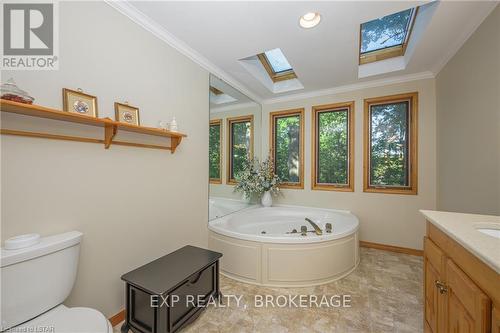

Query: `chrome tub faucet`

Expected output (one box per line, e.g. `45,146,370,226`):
305,218,323,236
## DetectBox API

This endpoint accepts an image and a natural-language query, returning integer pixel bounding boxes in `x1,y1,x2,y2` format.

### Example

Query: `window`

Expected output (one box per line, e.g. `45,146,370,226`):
258,48,297,82
209,119,222,184
364,92,418,194
270,109,304,188
312,102,354,191
359,7,418,64
227,115,253,184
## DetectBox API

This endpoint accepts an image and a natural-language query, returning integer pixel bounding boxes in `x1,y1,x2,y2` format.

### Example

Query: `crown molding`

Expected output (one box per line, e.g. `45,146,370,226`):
210,102,257,114
262,71,435,105
432,2,497,75
104,0,262,103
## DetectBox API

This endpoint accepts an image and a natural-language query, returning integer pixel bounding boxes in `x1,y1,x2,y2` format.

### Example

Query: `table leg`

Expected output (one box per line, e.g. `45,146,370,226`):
120,322,130,333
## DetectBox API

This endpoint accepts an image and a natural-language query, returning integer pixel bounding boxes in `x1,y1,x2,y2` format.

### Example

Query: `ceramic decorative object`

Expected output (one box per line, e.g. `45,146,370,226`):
157,120,169,131
261,191,272,207
170,116,178,132
4,233,40,250
0,78,34,104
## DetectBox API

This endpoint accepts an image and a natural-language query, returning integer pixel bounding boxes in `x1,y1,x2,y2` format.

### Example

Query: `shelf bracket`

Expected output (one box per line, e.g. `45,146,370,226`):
170,137,182,154
104,123,117,149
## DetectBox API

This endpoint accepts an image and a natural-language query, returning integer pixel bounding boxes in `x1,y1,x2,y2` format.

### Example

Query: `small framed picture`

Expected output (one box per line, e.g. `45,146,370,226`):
115,102,140,126
62,88,98,117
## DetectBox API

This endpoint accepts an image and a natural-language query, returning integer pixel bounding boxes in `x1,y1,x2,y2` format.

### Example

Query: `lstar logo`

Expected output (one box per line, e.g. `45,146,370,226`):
1,2,59,70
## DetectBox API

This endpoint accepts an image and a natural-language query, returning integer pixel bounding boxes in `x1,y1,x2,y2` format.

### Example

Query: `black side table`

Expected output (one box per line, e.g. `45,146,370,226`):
120,245,222,333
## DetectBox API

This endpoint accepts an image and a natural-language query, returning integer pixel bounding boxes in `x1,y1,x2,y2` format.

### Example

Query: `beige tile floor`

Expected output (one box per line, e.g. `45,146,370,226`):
115,248,423,333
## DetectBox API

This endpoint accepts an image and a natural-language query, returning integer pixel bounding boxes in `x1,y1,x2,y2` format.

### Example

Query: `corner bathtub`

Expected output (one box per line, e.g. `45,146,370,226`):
209,197,252,221
208,205,359,287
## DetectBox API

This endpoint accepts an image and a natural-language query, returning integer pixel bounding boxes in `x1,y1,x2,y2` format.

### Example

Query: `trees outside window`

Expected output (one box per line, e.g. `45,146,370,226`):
312,102,354,191
269,109,304,189
359,7,418,64
209,119,222,183
364,92,418,194
227,116,253,184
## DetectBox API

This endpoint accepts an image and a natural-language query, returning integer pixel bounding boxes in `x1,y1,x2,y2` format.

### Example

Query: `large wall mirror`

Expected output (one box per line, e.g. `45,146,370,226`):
209,74,262,220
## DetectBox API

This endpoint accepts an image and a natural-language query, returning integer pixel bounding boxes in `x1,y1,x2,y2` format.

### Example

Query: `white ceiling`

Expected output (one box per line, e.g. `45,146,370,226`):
121,1,497,103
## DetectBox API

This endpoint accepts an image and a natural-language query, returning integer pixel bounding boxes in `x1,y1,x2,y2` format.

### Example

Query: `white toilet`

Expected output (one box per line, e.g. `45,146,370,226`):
0,231,112,333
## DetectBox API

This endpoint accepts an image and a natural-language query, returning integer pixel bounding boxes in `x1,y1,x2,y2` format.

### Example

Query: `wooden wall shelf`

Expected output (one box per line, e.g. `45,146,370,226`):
0,100,187,153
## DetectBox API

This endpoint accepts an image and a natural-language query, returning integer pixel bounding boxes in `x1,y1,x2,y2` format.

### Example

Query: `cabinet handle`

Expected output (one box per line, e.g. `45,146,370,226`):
435,280,448,294
188,270,204,285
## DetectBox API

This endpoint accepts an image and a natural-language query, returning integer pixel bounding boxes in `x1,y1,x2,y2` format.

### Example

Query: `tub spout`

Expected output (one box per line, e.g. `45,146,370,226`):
305,218,323,236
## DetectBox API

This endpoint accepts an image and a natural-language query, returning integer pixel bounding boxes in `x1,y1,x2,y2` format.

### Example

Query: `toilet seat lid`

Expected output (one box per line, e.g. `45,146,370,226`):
16,305,111,333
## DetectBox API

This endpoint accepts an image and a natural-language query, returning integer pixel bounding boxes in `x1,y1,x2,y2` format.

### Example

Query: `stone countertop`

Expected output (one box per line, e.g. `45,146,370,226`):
420,210,500,274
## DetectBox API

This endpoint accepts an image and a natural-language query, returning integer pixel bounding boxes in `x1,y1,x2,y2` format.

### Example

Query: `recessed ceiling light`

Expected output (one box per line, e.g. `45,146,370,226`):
299,12,321,29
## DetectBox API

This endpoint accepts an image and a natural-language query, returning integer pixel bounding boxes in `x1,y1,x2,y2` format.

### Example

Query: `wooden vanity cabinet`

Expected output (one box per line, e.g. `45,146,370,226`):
493,307,500,333
424,222,499,333
424,237,445,333
445,259,490,332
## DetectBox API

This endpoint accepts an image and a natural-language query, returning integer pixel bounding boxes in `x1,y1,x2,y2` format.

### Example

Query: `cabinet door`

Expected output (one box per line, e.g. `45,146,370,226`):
445,259,491,333
424,237,445,333
170,264,217,332
493,307,500,333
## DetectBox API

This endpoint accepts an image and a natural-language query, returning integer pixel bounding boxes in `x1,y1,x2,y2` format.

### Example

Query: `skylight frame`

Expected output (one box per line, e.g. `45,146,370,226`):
257,52,297,83
359,7,419,65
210,86,224,95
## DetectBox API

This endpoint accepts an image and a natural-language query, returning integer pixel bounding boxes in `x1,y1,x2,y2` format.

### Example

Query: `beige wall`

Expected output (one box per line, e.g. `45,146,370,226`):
436,6,500,215
262,78,437,250
1,2,209,317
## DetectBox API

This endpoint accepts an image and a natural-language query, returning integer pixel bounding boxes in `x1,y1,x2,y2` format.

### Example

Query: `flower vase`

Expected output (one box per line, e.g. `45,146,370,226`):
242,193,251,203
261,191,272,207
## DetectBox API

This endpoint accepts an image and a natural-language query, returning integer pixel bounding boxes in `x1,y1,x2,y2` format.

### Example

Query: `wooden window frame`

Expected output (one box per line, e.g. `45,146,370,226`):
269,108,305,189
363,92,418,195
358,7,419,65
311,102,354,192
209,119,222,184
226,115,254,185
257,53,297,83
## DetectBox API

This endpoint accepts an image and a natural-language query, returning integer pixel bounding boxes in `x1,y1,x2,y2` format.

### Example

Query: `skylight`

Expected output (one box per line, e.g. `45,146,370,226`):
359,8,417,64
257,48,297,82
264,48,293,73
209,86,237,104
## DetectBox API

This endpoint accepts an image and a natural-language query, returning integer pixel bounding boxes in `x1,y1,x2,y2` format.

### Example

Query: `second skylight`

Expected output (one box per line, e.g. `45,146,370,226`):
359,7,417,64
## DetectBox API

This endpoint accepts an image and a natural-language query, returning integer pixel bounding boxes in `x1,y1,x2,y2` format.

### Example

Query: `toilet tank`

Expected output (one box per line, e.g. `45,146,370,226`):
0,231,83,330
